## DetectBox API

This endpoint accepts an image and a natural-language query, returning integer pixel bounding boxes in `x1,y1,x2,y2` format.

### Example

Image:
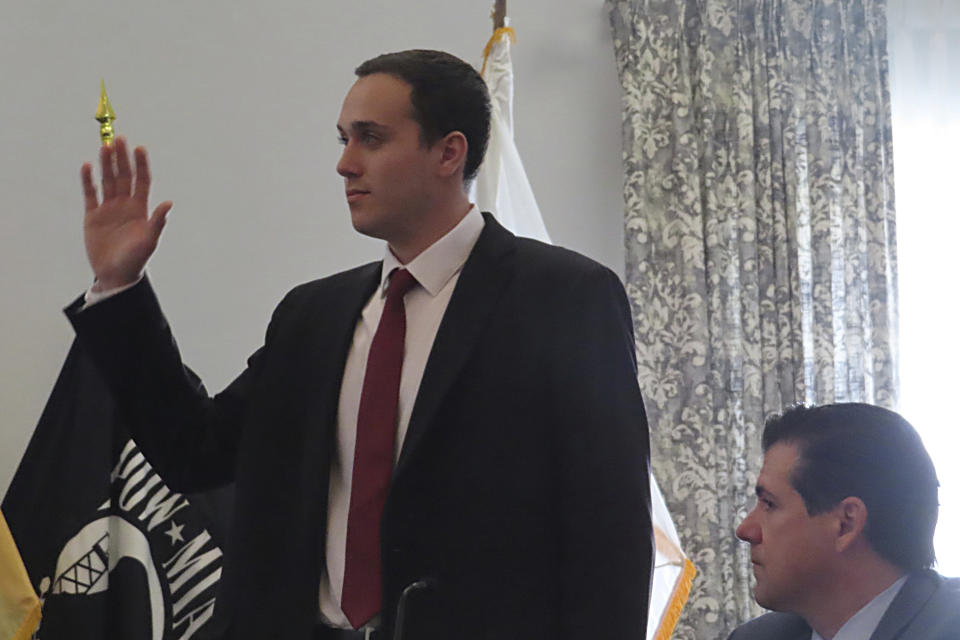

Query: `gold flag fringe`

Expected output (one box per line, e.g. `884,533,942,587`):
480,26,517,76
654,557,697,640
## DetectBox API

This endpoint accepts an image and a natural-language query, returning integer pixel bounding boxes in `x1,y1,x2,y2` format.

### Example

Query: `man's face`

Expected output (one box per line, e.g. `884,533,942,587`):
336,73,437,247
736,442,837,614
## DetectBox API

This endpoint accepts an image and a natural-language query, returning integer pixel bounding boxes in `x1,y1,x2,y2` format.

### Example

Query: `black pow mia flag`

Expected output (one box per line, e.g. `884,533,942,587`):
3,341,234,640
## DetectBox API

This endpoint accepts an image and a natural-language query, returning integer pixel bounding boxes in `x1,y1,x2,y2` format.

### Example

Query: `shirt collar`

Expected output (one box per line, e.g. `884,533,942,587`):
810,575,908,640
379,205,485,297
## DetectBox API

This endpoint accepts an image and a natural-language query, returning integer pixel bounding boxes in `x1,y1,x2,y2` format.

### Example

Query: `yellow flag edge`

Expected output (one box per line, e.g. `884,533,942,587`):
9,601,40,640
0,512,41,640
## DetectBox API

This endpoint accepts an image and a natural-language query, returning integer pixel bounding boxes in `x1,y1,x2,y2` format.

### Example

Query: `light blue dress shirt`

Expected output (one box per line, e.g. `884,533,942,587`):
811,575,908,640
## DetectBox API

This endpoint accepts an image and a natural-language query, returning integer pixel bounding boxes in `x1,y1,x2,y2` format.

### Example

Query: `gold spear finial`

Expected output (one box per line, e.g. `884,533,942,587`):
94,79,117,146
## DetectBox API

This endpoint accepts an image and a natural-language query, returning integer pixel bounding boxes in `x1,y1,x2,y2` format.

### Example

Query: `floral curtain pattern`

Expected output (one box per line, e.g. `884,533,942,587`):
606,0,899,637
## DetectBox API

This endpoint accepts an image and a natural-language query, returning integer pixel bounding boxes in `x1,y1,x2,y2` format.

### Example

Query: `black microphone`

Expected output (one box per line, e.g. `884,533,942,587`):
392,577,436,640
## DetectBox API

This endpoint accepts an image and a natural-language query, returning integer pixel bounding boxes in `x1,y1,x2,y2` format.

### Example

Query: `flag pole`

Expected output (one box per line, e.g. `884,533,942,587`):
492,0,506,29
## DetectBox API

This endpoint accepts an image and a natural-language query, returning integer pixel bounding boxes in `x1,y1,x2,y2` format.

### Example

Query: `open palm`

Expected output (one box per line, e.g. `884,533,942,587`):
81,137,172,290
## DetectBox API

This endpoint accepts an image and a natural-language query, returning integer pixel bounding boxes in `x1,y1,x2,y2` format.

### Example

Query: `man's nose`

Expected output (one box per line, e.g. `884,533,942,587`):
736,508,761,544
337,144,361,178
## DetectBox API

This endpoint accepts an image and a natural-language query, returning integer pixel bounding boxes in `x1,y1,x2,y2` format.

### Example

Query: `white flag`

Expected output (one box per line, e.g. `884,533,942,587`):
474,24,696,640
648,475,696,640
472,25,551,242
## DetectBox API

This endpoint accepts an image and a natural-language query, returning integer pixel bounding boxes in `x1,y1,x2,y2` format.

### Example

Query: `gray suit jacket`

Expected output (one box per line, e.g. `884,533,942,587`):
727,570,960,640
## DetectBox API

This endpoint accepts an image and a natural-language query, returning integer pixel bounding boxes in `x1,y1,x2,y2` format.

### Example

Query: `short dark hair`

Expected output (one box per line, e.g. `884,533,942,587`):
762,403,939,571
355,49,491,182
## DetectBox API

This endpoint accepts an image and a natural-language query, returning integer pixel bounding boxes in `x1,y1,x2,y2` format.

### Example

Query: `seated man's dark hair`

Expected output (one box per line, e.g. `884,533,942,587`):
763,403,939,572
355,49,491,183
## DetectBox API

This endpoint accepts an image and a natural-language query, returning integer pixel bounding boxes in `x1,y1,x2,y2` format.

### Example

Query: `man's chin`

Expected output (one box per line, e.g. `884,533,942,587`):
753,587,787,613
349,211,383,239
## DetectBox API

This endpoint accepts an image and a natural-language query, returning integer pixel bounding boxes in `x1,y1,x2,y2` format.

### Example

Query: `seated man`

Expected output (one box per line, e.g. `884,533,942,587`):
728,403,960,640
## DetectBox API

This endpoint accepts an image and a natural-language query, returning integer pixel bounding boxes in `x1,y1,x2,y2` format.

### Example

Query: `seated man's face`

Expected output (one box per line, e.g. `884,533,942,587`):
735,443,837,613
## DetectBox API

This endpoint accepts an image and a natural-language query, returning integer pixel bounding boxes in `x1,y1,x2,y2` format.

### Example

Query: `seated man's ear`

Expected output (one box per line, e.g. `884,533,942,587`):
834,496,869,552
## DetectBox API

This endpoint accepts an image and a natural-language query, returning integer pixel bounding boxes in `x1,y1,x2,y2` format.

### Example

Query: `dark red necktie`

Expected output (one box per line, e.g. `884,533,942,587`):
341,268,418,628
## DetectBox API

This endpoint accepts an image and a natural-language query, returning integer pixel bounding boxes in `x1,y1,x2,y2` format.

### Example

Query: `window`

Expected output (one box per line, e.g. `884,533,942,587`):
888,0,960,577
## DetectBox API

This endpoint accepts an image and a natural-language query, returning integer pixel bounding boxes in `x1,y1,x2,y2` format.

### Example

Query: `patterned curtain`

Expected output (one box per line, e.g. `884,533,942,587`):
605,0,899,637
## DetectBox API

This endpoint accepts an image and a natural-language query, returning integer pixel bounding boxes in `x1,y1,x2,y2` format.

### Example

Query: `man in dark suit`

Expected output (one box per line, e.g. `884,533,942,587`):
67,50,653,640
728,404,960,640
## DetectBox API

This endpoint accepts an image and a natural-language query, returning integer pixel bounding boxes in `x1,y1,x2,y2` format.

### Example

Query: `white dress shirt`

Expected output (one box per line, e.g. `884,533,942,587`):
318,205,485,628
810,575,908,640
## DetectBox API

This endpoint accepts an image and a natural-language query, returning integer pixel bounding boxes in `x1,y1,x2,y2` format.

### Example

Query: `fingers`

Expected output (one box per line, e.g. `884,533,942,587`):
133,146,152,204
149,201,173,238
80,162,99,213
99,143,117,200
90,140,158,220
114,137,133,197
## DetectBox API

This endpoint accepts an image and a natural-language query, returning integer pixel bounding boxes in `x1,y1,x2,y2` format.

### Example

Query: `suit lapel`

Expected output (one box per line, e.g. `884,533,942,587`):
296,263,382,554
305,261,382,442
792,619,813,640
394,214,517,476
869,571,939,640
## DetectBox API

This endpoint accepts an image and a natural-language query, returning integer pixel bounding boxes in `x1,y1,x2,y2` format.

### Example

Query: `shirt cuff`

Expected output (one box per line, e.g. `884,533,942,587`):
83,273,144,309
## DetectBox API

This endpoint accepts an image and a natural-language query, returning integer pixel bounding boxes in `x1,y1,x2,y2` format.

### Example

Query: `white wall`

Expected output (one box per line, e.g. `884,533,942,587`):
0,0,626,495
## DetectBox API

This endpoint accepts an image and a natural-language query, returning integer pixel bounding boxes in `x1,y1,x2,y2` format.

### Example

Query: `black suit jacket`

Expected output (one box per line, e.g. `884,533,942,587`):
67,214,653,640
727,570,960,640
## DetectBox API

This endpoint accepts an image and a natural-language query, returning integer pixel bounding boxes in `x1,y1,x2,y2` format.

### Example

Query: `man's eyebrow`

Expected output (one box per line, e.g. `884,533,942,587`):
338,121,391,134
755,484,774,499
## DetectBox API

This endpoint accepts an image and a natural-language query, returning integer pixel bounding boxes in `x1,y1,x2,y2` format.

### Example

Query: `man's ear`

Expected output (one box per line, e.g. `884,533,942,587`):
834,496,869,553
435,131,468,178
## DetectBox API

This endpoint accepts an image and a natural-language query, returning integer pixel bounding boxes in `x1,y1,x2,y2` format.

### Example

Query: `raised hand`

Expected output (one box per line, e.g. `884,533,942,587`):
81,137,173,290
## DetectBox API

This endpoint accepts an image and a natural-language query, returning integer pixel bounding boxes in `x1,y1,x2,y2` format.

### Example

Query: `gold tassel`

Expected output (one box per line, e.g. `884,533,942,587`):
480,26,517,76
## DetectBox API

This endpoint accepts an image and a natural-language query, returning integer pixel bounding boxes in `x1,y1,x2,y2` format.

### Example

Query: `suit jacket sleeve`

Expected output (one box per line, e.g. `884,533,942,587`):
551,264,654,638
64,277,282,492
